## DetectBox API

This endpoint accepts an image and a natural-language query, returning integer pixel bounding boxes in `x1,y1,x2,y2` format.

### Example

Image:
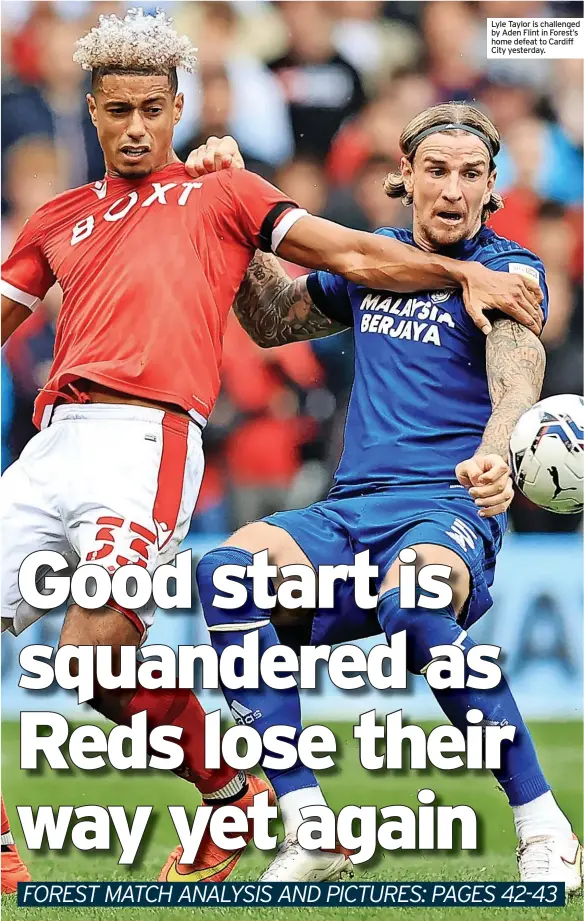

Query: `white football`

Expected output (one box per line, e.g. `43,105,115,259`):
509,394,584,514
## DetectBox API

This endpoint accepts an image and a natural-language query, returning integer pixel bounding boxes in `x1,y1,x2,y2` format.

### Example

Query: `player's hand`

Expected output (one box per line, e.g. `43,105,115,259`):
460,264,543,336
185,136,245,176
455,453,514,518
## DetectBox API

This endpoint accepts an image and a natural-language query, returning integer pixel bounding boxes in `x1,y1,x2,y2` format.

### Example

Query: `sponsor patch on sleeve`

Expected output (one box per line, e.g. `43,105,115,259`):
508,262,540,283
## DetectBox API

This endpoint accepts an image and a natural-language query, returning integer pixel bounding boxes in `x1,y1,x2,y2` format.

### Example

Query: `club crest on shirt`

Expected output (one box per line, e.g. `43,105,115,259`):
430,290,451,303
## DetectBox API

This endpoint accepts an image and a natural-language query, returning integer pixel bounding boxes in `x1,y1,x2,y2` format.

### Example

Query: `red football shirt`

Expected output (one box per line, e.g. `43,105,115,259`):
1,163,306,428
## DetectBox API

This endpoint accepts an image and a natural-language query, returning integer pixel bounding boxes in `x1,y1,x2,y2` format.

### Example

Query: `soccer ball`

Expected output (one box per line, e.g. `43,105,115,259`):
509,394,584,514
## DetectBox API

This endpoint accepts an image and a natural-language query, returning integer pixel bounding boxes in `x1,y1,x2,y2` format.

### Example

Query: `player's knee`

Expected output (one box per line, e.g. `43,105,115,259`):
224,521,312,580
380,544,470,615
440,558,471,615
223,521,277,556
377,587,459,675
196,546,274,629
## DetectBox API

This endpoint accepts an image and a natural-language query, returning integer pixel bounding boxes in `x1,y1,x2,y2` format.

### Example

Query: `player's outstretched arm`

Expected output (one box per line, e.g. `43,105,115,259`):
455,318,546,518
1,295,32,346
277,216,543,337
185,138,543,337
232,216,544,346
233,251,347,347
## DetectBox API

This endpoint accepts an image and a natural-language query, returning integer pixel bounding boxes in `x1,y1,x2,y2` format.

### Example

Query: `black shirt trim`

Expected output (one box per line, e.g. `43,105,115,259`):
259,201,298,252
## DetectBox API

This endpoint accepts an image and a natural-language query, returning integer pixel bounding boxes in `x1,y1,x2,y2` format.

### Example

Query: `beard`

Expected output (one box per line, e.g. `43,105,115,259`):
415,210,482,251
425,223,469,248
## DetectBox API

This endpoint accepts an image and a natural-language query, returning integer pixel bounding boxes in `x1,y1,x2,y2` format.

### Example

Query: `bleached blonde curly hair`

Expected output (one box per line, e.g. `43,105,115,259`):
74,7,197,91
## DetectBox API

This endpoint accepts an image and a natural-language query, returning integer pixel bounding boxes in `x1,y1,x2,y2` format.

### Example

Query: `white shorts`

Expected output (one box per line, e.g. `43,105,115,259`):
1,403,204,637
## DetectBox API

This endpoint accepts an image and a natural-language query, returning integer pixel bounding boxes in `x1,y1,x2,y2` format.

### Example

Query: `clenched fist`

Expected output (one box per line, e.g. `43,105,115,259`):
455,453,514,518
185,135,245,177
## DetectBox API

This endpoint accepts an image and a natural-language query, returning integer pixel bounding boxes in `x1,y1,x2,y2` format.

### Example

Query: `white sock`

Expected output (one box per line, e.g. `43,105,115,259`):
513,791,572,842
278,786,328,838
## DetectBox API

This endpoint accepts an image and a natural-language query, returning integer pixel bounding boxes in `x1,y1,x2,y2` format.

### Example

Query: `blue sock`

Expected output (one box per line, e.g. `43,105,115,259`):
196,546,318,798
377,588,550,806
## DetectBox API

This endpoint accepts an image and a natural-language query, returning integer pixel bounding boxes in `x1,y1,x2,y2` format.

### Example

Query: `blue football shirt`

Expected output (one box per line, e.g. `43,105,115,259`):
306,225,548,495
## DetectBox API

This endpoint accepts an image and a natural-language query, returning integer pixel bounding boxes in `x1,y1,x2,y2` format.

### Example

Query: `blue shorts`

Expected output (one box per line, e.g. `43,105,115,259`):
264,485,506,646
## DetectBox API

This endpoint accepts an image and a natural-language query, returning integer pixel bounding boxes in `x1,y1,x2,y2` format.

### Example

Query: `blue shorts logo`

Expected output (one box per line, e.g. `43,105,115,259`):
446,518,477,552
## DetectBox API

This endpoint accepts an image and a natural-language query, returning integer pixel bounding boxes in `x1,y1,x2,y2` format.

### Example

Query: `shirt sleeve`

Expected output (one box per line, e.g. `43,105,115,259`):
483,250,549,327
225,168,308,253
306,271,354,327
1,207,56,311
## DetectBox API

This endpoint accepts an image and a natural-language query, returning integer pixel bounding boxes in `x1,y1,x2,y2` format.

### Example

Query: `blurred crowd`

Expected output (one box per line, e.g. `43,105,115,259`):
1,0,583,533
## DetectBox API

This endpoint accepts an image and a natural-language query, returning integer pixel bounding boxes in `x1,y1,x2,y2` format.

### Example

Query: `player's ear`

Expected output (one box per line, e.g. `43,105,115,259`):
174,92,184,126
483,169,496,206
87,94,98,129
401,156,414,196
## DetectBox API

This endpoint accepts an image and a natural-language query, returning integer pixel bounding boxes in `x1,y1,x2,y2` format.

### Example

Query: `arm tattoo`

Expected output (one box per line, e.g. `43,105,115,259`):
479,318,546,458
233,251,347,347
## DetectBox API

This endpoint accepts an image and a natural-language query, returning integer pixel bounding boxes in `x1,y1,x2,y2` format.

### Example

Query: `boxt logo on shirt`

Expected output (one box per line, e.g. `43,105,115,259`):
70,181,203,246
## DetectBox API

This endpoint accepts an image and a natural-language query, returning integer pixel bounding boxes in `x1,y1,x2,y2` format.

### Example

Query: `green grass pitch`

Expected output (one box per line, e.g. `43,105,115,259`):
2,720,582,921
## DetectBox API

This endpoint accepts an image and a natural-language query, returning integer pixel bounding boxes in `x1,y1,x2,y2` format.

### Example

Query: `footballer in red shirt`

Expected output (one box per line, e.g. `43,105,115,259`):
1,10,542,888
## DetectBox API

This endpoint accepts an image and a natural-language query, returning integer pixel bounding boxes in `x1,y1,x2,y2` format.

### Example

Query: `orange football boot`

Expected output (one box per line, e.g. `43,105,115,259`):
159,774,274,883
1,797,31,894
1,845,32,895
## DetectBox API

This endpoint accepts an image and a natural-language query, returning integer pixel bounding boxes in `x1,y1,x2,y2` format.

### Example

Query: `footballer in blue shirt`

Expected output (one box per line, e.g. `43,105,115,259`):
185,105,581,888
